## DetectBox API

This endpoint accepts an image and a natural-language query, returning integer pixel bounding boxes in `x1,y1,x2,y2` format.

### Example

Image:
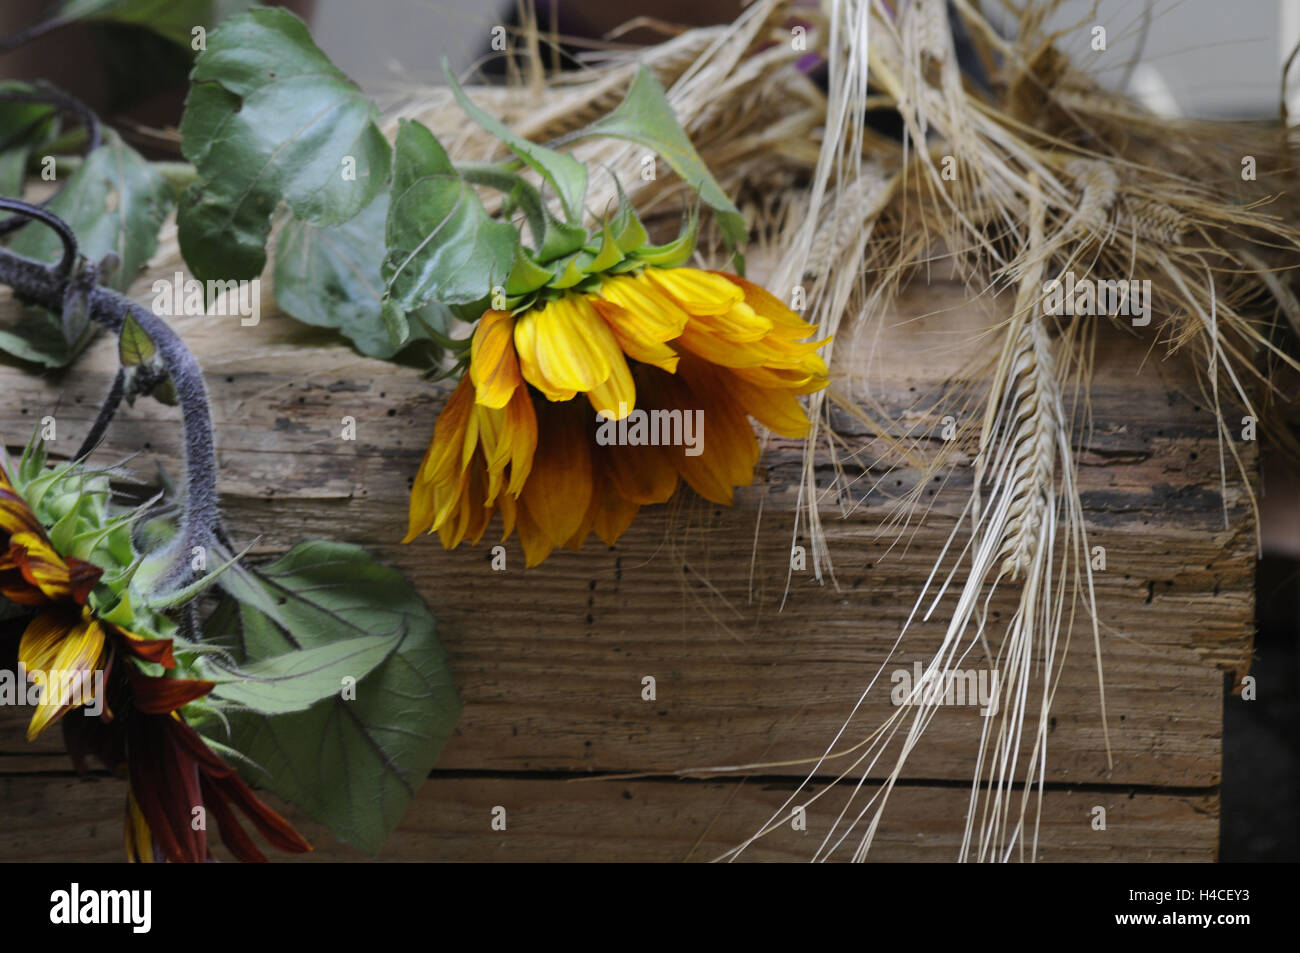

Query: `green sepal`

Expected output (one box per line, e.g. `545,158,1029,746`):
535,208,587,263
610,179,649,253
583,223,624,274
548,253,589,290
138,542,251,612
632,205,699,268
505,244,556,296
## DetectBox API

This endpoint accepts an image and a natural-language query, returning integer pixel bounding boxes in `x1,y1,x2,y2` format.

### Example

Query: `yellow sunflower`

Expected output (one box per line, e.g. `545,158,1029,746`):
405,266,829,565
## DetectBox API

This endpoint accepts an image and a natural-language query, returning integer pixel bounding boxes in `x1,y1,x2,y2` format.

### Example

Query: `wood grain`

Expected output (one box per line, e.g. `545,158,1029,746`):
0,236,1251,860
0,771,1217,862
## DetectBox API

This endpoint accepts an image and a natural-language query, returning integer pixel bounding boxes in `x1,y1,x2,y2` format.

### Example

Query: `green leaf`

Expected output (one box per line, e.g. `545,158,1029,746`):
575,67,746,249
0,148,27,201
379,297,409,349
443,59,587,223
199,541,460,853
118,312,156,366
177,7,390,281
0,129,169,366
0,81,57,194
383,118,517,310
57,0,258,48
202,631,401,714
274,193,445,359
10,129,169,286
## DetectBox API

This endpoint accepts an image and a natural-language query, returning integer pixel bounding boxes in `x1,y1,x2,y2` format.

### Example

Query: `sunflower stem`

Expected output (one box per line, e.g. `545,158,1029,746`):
0,199,223,595
75,368,126,461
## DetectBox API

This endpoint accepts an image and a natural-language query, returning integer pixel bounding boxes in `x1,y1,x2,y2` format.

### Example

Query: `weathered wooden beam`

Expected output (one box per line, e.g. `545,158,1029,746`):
0,241,1250,859
0,772,1217,862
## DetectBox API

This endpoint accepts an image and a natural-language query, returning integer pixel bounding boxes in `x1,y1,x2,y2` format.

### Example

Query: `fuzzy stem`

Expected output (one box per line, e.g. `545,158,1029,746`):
75,368,126,461
0,199,222,592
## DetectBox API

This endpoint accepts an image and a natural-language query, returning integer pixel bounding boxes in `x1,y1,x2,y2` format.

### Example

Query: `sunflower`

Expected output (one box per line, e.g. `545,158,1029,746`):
405,266,829,565
1,465,174,740
0,460,311,862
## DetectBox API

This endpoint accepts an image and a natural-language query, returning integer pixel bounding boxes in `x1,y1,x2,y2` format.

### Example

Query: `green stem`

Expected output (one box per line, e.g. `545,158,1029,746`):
48,156,199,194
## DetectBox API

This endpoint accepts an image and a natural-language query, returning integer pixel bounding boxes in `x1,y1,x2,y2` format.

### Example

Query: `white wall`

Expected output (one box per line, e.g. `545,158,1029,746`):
308,0,1294,119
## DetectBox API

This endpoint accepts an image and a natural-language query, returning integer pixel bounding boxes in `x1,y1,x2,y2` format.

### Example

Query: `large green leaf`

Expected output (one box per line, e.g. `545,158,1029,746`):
197,540,461,854
274,192,450,359
575,66,746,249
201,631,402,714
383,118,517,310
443,61,587,224
177,7,390,281
0,129,169,366
57,0,258,48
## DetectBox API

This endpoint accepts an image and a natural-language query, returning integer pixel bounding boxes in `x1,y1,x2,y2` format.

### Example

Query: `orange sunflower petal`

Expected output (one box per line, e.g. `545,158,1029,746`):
520,400,592,546
470,310,523,410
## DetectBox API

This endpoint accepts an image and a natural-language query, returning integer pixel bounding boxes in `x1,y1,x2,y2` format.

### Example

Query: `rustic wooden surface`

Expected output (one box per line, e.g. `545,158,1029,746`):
0,239,1253,862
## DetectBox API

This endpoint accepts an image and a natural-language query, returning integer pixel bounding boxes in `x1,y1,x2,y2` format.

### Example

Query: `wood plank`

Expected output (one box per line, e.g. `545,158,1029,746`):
0,771,1217,862
0,235,1250,862
0,254,1251,792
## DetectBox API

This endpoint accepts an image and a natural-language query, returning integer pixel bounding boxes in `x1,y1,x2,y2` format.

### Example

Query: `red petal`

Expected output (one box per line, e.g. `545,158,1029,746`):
128,667,214,714
200,775,268,863
64,557,104,605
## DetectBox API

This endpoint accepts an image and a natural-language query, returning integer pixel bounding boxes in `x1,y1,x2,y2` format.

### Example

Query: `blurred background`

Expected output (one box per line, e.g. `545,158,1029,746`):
0,0,1296,860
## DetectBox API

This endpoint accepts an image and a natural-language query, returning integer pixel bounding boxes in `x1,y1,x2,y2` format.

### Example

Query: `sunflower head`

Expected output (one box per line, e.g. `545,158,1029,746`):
2,440,312,862
0,443,179,738
384,68,828,566
406,260,829,566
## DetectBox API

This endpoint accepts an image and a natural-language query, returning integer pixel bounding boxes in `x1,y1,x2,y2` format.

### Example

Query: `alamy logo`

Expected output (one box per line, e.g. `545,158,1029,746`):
151,271,261,326
0,665,103,717
50,883,151,933
890,662,1000,716
1041,271,1151,326
594,402,704,456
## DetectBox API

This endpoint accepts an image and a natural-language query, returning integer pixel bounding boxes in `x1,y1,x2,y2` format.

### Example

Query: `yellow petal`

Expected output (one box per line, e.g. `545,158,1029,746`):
597,274,690,340
23,609,105,740
643,267,744,316
712,271,820,337
690,300,773,344
651,360,758,504
592,491,640,546
126,790,154,863
17,608,69,674
587,348,635,421
470,311,522,410
725,371,814,438
524,295,615,396
514,498,556,567
591,298,679,373
505,386,538,498
406,377,476,543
